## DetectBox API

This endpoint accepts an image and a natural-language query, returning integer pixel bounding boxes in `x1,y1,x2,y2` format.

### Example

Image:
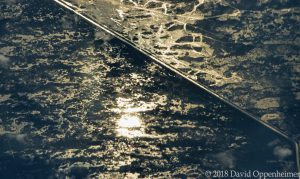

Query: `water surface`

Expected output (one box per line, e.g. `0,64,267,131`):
0,0,298,178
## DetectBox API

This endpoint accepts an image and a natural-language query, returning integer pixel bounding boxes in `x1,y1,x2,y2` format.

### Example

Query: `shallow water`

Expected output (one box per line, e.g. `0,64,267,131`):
0,0,298,178
59,0,300,138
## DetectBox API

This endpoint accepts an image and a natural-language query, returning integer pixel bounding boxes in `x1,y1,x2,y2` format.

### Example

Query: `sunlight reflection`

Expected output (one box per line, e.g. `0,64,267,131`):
116,114,145,138
118,115,141,128
113,97,162,138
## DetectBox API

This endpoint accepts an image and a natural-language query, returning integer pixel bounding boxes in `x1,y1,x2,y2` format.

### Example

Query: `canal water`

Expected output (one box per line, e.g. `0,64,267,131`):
0,0,298,178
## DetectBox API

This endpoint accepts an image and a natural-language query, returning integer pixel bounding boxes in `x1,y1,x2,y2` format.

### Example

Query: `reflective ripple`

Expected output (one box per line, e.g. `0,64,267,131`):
0,0,298,178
